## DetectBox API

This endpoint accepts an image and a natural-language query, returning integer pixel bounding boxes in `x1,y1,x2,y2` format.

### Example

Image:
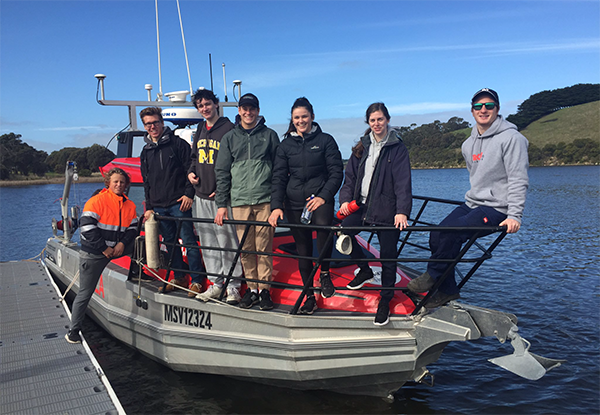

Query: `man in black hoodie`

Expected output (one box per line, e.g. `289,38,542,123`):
139,107,204,294
187,89,243,304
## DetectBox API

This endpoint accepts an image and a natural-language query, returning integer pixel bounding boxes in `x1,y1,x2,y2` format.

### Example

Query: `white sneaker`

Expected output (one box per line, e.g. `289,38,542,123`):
226,287,242,304
195,284,223,302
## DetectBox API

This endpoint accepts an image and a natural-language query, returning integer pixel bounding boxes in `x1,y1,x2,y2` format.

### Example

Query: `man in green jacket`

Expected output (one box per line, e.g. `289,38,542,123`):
215,93,280,310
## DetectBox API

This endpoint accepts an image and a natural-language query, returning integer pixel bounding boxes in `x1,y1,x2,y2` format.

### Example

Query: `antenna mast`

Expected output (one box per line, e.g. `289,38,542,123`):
154,0,163,100
176,0,193,96
222,63,228,102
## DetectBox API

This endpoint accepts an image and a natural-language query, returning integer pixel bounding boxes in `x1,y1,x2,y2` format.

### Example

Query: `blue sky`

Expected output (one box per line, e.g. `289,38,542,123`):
1,0,598,158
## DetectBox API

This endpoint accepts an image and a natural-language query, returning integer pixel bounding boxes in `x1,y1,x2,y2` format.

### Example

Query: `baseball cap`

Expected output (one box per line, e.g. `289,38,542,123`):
238,93,259,108
471,88,500,105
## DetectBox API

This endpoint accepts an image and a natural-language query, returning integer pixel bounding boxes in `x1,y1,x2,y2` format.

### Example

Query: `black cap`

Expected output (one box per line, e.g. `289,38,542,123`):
238,93,259,108
471,88,500,105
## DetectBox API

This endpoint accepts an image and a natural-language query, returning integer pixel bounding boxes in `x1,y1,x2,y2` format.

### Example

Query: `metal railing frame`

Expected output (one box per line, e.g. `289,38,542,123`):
152,195,508,316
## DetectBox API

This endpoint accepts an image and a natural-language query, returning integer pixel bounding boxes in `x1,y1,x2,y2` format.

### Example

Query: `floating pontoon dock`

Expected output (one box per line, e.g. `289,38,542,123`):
0,260,124,414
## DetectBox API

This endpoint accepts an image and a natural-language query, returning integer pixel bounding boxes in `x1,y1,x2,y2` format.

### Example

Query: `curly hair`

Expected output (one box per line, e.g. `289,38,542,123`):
103,167,131,188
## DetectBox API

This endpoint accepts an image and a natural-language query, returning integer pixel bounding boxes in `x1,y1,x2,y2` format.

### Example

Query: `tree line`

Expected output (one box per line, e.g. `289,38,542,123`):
2,83,598,180
0,133,115,180
506,83,600,130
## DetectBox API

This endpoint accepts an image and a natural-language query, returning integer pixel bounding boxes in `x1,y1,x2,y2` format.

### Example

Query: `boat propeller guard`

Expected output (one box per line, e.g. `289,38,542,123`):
488,326,566,380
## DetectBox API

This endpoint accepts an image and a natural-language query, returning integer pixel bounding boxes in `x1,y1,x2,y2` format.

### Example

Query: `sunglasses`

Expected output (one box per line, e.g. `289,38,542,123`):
472,102,497,111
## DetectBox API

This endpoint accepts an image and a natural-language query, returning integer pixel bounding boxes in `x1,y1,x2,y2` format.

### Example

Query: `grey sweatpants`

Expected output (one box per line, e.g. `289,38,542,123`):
193,196,242,287
69,251,111,332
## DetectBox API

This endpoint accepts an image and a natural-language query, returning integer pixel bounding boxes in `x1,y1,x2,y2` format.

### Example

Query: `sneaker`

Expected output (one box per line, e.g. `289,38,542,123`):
424,291,460,309
346,267,374,290
299,296,318,315
374,300,390,326
65,330,82,344
158,277,186,293
239,289,260,309
226,287,242,305
259,289,274,311
196,284,223,302
188,282,203,298
319,272,335,298
407,272,435,294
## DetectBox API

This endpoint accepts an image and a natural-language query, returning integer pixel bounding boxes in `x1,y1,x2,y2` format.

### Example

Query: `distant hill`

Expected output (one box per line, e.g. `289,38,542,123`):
520,101,600,147
400,101,599,168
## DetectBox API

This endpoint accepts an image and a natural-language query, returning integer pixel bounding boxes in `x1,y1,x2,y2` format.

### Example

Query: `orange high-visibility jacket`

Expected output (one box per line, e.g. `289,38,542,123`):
80,188,138,255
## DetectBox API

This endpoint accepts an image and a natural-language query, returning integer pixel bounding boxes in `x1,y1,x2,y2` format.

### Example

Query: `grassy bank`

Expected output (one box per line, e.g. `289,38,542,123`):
0,173,104,187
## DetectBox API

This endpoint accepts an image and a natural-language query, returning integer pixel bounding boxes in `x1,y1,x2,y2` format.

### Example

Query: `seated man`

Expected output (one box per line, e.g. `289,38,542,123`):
408,88,529,308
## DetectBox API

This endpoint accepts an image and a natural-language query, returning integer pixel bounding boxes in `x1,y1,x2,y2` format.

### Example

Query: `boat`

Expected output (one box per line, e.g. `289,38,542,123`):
43,159,564,399
42,3,563,398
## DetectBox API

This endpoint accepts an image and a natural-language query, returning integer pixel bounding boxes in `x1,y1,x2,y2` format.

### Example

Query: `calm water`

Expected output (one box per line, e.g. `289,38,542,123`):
1,166,599,414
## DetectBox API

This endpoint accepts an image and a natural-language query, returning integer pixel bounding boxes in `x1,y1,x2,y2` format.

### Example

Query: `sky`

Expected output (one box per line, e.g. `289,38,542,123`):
1,0,599,158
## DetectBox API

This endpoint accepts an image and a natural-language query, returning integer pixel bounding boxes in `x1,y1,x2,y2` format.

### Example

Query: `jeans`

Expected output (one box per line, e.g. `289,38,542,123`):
427,203,507,294
154,203,204,284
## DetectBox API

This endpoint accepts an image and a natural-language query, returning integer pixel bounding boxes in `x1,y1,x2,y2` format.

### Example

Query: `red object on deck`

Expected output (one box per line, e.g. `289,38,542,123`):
99,157,143,184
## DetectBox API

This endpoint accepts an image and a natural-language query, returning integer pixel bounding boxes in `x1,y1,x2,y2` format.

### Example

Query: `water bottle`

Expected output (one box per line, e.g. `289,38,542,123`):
300,194,315,224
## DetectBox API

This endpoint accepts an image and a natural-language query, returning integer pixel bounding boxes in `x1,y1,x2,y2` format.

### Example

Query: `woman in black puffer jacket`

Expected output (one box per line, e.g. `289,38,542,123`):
268,97,343,314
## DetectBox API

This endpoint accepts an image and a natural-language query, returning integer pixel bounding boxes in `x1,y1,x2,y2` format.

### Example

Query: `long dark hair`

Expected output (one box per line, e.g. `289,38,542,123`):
284,97,315,138
351,102,391,158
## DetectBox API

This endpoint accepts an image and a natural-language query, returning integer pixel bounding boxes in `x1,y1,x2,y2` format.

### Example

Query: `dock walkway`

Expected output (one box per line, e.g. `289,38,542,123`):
0,260,124,414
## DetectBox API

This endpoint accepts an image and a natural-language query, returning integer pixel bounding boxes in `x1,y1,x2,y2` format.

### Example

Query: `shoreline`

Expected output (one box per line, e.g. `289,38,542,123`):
1,163,596,188
0,176,104,187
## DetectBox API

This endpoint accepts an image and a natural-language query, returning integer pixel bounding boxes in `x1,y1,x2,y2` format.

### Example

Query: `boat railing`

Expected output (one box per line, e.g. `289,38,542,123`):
149,195,507,315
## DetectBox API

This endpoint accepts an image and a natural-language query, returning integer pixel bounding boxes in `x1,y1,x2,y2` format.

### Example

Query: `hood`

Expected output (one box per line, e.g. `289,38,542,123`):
143,126,173,147
288,122,322,142
360,126,402,147
470,115,518,140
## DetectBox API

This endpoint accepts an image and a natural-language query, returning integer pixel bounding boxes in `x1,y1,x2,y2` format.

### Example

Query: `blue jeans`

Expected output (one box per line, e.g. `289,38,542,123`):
154,204,204,283
427,203,506,295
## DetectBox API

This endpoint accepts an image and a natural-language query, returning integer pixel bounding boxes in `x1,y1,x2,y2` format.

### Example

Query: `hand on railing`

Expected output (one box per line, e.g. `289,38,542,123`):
499,218,521,233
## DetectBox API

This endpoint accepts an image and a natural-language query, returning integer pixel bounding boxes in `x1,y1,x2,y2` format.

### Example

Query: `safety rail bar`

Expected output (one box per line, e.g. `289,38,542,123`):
150,195,507,315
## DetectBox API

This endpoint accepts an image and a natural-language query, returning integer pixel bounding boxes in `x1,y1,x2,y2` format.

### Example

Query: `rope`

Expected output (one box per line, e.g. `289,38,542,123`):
23,247,45,262
59,269,80,302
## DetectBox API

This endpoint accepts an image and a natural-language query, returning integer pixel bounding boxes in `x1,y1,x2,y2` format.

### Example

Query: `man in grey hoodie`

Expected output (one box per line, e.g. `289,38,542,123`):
408,88,529,308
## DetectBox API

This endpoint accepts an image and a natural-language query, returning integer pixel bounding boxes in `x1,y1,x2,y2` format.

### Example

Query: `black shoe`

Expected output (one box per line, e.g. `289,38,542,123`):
259,289,274,311
374,300,390,326
65,330,82,344
319,272,335,298
239,289,259,309
346,267,374,290
407,272,435,293
299,296,318,315
424,291,460,309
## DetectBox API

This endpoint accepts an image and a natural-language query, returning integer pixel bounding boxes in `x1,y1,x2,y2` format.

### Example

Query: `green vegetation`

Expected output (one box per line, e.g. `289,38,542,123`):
398,117,470,169
520,101,600,147
0,133,115,181
0,133,48,180
507,83,599,130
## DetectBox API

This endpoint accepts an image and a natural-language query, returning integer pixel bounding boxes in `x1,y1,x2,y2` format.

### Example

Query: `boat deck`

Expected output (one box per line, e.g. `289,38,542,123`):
0,260,124,415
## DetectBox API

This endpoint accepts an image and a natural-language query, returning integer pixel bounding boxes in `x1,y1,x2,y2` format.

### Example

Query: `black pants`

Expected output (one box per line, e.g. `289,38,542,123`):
286,204,334,297
340,206,400,302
